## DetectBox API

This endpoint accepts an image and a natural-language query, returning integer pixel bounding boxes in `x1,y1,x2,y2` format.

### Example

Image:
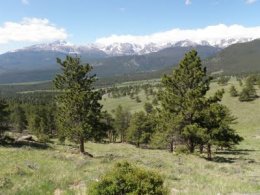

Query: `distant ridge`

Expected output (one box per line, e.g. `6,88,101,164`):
0,45,220,83
205,39,260,74
1,39,260,83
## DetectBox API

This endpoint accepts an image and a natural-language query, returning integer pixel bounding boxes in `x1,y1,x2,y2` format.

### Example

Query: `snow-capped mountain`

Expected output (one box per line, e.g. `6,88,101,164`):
10,37,255,57
15,40,105,55
96,37,254,56
1,37,260,83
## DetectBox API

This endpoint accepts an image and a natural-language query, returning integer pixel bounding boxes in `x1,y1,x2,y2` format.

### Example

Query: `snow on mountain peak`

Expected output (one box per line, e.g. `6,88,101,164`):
9,37,256,56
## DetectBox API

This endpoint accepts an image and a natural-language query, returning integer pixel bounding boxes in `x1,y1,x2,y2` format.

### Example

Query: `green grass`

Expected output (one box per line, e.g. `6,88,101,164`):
101,91,152,114
0,78,260,194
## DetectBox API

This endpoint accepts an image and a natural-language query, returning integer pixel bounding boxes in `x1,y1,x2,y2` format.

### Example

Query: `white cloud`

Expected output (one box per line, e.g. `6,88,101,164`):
245,0,257,4
21,0,29,5
0,18,68,44
185,0,192,5
95,24,260,46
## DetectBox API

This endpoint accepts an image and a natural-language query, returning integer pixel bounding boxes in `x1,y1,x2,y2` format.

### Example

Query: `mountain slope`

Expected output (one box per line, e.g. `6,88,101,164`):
205,39,260,74
0,50,65,72
91,45,220,77
0,45,220,83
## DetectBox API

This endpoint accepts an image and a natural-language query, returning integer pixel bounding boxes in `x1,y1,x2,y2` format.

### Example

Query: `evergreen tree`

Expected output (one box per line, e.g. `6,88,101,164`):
158,50,243,157
229,85,238,97
159,50,210,153
239,87,252,102
127,111,154,147
0,99,9,138
10,105,27,132
27,106,51,142
239,79,257,102
101,111,116,143
54,56,103,153
199,97,243,159
114,105,131,142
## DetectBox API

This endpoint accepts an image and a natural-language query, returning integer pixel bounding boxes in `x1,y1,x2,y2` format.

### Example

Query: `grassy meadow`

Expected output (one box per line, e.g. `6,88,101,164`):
0,78,260,194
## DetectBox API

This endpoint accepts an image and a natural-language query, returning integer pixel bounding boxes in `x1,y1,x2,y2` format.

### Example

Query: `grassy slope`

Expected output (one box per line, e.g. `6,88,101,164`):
0,79,260,194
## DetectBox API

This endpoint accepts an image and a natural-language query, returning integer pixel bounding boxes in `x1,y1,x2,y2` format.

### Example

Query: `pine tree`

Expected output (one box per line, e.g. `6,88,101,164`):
199,98,243,159
229,85,238,97
114,105,131,142
10,105,27,132
158,50,243,157
159,50,210,153
101,111,116,143
239,87,251,101
54,56,103,154
127,111,154,147
27,106,51,142
0,99,9,138
239,79,257,102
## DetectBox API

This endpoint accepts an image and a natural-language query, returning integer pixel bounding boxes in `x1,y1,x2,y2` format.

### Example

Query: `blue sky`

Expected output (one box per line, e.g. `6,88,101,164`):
0,0,260,53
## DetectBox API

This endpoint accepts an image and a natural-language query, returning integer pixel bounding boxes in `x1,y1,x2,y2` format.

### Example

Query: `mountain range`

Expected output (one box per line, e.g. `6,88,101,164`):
10,37,253,56
0,38,259,83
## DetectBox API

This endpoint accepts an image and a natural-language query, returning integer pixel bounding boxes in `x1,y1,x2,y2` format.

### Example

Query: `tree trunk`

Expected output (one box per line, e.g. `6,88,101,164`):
79,136,85,153
169,139,174,153
207,144,212,160
189,146,195,153
189,139,195,153
199,144,204,154
120,134,123,143
108,131,113,143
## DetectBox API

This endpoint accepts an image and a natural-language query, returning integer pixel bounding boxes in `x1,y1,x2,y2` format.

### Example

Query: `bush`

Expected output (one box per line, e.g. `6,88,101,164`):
88,161,168,195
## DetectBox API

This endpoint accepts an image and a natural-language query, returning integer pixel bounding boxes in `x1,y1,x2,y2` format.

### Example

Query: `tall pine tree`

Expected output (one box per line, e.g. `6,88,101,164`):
159,50,243,157
54,56,103,154
159,50,210,153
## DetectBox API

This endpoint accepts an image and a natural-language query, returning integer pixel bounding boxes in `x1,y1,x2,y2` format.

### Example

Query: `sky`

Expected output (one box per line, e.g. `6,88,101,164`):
0,0,260,53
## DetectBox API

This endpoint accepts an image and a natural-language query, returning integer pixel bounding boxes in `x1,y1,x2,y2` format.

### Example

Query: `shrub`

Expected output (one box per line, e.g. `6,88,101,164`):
88,161,168,195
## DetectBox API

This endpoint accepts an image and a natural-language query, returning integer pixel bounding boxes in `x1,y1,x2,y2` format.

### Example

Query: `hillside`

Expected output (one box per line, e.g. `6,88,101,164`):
0,79,259,194
205,39,260,74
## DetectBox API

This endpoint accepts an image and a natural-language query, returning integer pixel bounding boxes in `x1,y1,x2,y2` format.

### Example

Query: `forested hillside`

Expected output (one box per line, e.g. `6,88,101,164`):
205,39,260,74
